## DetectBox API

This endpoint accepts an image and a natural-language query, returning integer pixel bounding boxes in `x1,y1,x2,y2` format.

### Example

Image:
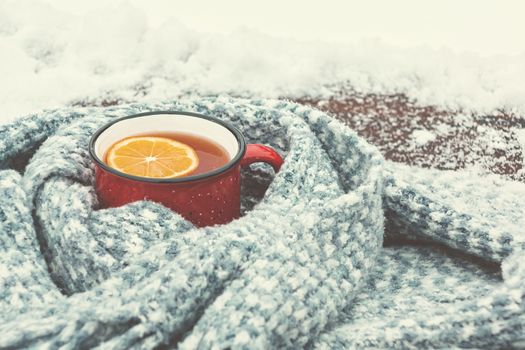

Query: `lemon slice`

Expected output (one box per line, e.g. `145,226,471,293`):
106,136,199,178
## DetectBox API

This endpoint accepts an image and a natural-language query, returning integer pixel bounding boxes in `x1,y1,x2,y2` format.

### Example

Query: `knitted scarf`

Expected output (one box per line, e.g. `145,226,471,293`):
0,97,524,349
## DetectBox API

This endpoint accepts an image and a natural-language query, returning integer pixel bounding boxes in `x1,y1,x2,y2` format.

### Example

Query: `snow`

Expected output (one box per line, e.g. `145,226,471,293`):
1,0,525,123
38,0,525,56
411,130,436,147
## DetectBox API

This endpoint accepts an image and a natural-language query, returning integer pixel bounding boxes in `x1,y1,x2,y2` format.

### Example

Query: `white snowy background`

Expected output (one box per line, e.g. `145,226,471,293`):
1,0,525,123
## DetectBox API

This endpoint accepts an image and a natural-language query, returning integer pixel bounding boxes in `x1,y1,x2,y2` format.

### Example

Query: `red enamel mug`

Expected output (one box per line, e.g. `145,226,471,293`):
89,111,283,227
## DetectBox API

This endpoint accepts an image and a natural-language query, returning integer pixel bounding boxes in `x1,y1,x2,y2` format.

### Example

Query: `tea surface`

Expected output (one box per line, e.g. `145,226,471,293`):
105,132,230,177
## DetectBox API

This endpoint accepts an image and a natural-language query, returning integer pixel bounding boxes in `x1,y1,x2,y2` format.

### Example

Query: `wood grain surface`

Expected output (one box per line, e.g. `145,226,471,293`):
296,93,524,182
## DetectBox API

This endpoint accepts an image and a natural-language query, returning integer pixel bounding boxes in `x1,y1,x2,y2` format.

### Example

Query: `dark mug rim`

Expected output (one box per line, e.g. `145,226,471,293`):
89,111,247,184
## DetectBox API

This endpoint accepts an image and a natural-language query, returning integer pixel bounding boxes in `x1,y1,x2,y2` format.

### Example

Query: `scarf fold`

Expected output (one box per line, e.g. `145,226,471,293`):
0,97,523,349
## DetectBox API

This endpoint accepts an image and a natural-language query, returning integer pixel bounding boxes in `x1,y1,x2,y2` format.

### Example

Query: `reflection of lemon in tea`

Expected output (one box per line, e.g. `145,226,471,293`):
106,136,199,178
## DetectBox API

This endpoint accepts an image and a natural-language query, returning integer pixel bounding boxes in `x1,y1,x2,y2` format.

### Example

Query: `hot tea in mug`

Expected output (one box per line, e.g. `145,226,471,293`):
90,111,284,227
104,132,231,178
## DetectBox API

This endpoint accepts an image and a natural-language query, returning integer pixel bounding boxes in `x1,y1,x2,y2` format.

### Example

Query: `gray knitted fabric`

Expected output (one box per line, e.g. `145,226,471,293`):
0,97,524,349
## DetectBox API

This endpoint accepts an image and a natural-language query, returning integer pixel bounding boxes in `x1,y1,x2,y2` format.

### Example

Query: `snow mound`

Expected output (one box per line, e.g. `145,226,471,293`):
1,1,525,122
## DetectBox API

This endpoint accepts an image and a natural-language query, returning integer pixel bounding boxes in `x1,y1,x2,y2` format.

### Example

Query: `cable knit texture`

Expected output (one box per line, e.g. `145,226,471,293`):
0,97,523,349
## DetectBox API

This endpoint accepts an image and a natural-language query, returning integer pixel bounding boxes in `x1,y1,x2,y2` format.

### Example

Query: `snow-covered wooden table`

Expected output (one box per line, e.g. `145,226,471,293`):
296,92,525,182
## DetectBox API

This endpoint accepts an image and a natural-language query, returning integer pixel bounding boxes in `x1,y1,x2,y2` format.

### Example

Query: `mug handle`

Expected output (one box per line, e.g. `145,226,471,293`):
240,144,284,172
